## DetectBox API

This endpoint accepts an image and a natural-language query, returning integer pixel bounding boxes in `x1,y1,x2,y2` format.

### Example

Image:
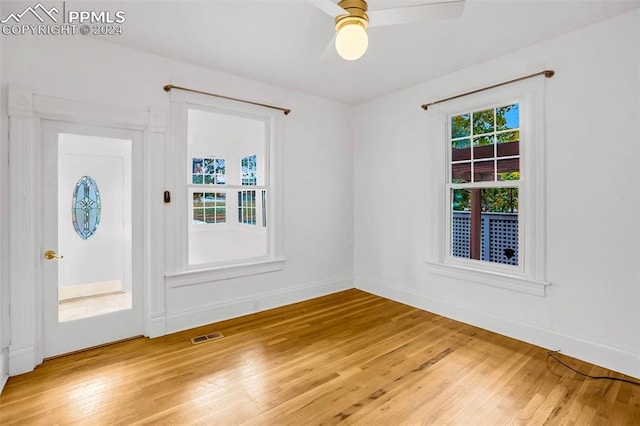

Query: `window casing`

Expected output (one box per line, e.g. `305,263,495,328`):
425,79,550,296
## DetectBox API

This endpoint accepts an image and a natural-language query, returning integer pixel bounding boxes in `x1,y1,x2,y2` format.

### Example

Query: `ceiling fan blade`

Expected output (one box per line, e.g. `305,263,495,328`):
316,33,338,67
368,0,465,28
310,0,345,17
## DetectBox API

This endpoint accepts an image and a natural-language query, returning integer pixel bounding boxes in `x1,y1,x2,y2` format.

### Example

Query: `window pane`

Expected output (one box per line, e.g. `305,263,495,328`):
497,130,519,143
241,154,257,186
71,176,102,241
193,193,204,207
214,158,225,174
204,208,216,223
203,158,215,174
481,187,519,213
473,161,495,182
473,135,494,159
452,188,470,211
452,138,471,161
193,192,226,224
450,187,518,265
451,210,471,260
238,190,257,225
193,158,203,174
496,104,519,130
472,109,494,134
497,132,519,157
192,157,225,185
193,208,204,223
497,158,520,180
451,114,470,138
216,207,226,223
452,162,471,183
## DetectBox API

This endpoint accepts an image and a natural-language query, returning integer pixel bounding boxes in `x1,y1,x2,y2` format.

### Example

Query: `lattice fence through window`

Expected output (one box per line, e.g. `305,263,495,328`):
487,215,518,265
452,212,471,258
452,212,518,265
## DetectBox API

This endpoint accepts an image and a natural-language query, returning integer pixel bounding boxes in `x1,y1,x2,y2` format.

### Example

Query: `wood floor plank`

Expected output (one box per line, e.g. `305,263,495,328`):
1,289,638,425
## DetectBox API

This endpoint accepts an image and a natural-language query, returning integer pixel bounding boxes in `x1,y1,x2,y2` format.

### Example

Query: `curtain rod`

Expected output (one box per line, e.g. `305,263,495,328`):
420,70,555,111
163,84,291,116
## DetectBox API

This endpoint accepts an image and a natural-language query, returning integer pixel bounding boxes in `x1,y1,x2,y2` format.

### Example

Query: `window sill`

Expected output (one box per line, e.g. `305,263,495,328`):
424,260,550,296
166,258,286,288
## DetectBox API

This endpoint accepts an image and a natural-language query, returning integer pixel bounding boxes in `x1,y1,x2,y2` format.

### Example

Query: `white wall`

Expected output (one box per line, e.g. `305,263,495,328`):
354,9,640,378
0,1,7,390
1,32,354,346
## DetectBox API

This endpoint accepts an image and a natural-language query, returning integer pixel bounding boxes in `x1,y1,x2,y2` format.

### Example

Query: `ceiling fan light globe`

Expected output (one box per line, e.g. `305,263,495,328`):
335,20,368,61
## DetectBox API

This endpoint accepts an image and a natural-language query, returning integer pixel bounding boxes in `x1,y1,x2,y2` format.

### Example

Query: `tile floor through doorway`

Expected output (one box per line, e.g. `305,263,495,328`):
58,292,132,322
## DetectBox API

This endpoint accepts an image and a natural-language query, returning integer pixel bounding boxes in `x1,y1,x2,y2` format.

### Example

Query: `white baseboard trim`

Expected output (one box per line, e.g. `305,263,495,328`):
8,343,36,376
0,347,8,394
147,312,167,338
356,277,640,379
165,275,354,334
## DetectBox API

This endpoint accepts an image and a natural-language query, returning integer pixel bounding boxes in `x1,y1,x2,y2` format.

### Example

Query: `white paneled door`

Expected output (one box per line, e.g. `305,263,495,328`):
41,120,144,358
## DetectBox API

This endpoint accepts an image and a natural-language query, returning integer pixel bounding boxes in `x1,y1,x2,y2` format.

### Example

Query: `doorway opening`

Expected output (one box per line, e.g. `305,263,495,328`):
56,133,133,322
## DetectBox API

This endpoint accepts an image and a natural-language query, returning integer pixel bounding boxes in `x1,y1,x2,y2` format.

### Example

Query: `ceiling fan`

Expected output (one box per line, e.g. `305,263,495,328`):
311,0,466,61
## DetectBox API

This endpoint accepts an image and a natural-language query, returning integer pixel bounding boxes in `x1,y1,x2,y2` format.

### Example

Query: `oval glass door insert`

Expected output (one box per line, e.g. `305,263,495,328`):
72,176,101,240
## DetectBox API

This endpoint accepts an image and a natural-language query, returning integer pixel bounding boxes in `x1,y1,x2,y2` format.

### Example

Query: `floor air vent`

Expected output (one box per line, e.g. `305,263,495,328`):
190,331,224,345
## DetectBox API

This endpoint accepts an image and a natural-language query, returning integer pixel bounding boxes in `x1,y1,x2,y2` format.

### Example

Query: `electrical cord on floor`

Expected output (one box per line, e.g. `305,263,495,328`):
547,350,640,386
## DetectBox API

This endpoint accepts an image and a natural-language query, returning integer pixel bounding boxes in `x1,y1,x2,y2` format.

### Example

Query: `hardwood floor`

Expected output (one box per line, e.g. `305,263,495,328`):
1,289,638,425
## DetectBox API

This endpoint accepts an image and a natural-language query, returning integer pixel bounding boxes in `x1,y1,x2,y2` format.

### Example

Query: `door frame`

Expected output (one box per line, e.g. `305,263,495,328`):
7,84,167,375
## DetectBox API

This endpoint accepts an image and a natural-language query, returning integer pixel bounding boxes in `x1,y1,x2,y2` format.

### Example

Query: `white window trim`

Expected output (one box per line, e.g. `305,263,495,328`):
165,258,286,288
165,87,285,285
424,76,550,296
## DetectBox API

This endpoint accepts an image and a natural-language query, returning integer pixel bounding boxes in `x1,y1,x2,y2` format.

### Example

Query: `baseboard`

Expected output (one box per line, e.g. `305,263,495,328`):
165,275,354,334
147,312,167,338
0,347,8,394
356,277,640,379
8,343,36,376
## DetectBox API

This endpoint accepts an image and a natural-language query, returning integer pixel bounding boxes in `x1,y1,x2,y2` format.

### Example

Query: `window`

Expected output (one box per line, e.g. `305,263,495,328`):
185,107,270,267
449,103,520,266
193,192,226,224
187,108,270,267
238,190,257,225
425,79,549,295
241,155,257,185
192,157,225,184
164,89,285,286
192,157,226,225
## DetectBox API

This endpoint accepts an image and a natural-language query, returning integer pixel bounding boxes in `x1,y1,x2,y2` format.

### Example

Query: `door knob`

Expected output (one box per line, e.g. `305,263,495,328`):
44,250,64,260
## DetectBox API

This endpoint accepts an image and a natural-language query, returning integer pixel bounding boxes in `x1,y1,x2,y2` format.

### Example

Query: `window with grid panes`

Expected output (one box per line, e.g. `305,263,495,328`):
449,103,520,266
186,107,269,266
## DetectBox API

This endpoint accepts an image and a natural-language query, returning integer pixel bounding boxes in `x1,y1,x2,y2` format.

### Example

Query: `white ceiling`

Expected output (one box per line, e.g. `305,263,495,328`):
87,0,639,104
